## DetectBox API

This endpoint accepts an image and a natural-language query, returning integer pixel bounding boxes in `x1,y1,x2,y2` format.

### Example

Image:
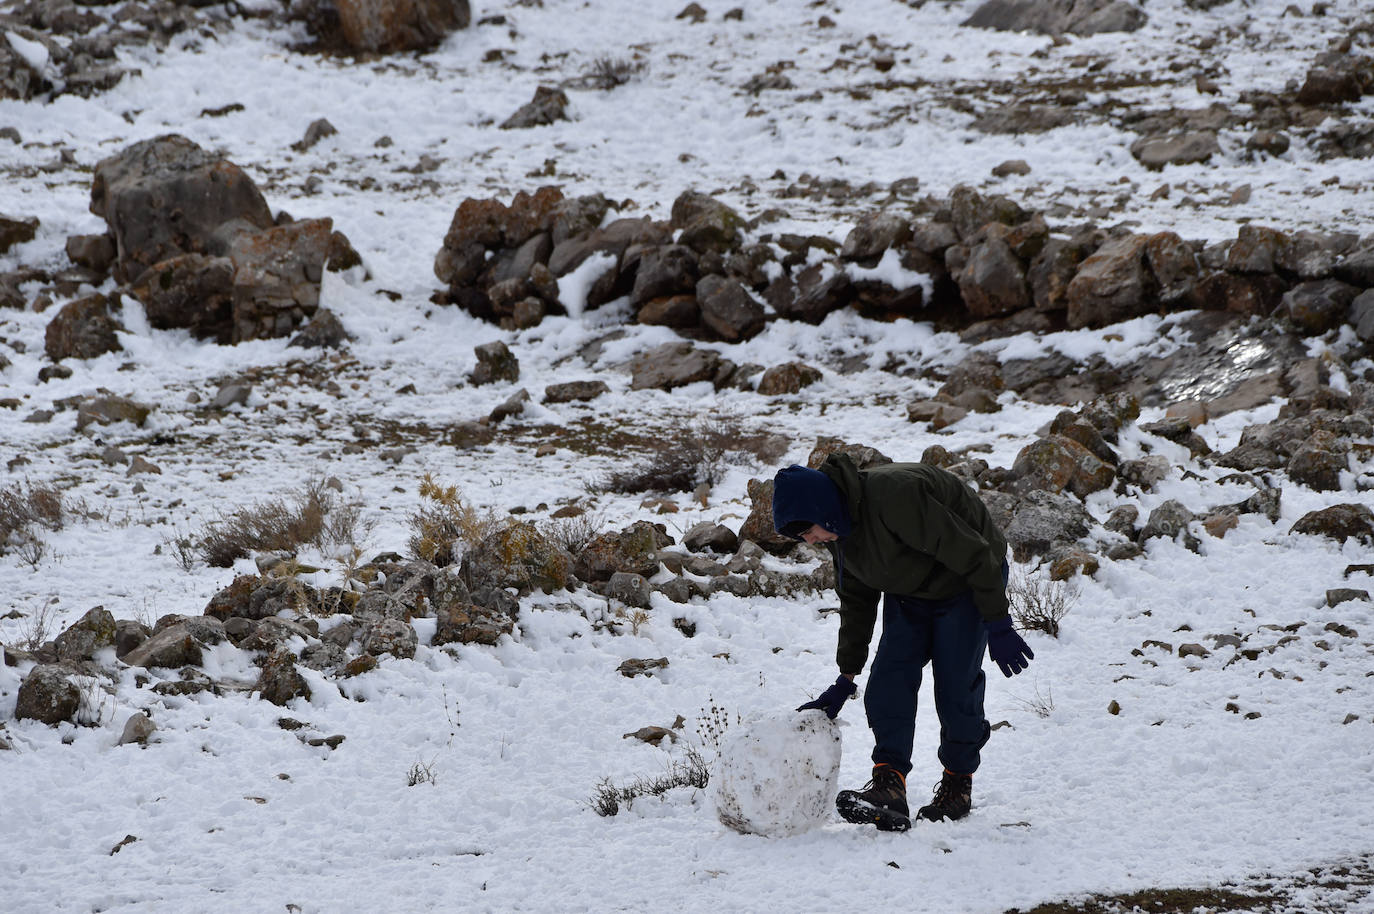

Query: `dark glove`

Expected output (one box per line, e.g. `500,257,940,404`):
985,617,1034,677
797,674,857,719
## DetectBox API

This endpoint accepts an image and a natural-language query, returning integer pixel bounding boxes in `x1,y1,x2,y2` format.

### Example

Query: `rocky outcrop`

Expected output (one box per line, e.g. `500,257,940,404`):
963,0,1146,36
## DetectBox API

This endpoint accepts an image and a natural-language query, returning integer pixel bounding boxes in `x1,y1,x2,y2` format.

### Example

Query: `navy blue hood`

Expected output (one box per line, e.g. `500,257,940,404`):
772,465,852,539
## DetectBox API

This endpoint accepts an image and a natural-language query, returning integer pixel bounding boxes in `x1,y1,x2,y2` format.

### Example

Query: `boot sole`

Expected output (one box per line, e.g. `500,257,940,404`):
836,790,911,832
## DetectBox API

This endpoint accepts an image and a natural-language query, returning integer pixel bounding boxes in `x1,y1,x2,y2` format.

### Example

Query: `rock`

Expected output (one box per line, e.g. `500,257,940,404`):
1065,235,1155,329
544,380,609,403
956,230,1031,318
1144,231,1201,306
1296,57,1373,105
130,254,236,343
765,262,852,324
431,602,513,645
711,710,842,837
948,185,1027,240
65,233,116,275
91,135,275,283
118,712,156,746
227,218,333,343
1353,289,1374,343
299,0,471,53
0,213,39,253
114,619,150,660
1104,504,1140,537
288,309,349,349
697,274,765,341
44,294,123,361
121,623,204,669
671,191,744,254
1002,490,1095,562
756,361,822,396
1130,131,1221,170
907,400,968,430
1290,504,1374,545
991,159,1031,178
292,118,337,153
488,388,529,424
501,85,569,129
607,571,652,608
629,341,722,391
631,245,698,307
1247,130,1291,157
1334,246,1374,288
75,395,152,431
840,211,911,261
15,664,81,725
1011,435,1114,497
1118,455,1170,491
461,521,574,594
255,648,311,706
360,618,418,659
1287,430,1350,492
684,523,740,554
575,521,670,583
1326,589,1371,608
617,657,668,678
469,340,519,385
238,617,315,652
1141,500,1195,542
53,606,117,662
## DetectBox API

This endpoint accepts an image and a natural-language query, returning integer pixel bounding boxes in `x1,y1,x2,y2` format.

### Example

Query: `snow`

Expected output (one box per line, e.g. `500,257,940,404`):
711,709,842,837
1,0,1374,912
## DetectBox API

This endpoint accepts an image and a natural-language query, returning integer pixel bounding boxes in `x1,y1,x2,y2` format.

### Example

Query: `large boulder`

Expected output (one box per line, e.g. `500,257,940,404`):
15,664,82,725
956,231,1031,318
90,134,274,283
629,341,723,391
670,191,744,254
764,262,853,324
44,294,123,361
1065,234,1155,329
1129,131,1221,170
697,275,765,341
53,606,117,662
130,254,236,343
227,218,333,343
255,648,311,706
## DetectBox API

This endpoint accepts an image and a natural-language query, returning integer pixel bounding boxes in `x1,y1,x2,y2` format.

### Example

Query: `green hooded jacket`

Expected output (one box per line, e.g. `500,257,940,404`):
818,453,1010,674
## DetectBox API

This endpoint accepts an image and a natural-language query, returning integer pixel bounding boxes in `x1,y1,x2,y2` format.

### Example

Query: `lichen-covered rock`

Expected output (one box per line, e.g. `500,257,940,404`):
53,606,117,662
1002,489,1095,562
121,623,204,669
15,664,82,725
607,572,652,609
461,521,574,595
671,191,744,254
1011,435,1114,497
1287,430,1350,492
255,648,311,706
684,522,739,554
574,521,671,583
44,294,123,361
360,618,418,659
469,340,519,385
1140,499,1195,542
434,601,514,646
326,0,471,54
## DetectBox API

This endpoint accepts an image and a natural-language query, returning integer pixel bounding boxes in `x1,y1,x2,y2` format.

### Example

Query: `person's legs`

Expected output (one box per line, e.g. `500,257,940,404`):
929,592,990,776
864,594,933,777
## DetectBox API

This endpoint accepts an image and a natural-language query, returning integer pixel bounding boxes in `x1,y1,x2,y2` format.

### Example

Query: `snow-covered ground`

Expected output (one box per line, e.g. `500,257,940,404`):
2,1,1374,912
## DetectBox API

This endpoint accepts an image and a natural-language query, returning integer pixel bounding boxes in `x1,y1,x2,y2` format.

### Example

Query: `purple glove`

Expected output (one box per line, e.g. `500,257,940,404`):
797,674,857,718
985,617,1034,677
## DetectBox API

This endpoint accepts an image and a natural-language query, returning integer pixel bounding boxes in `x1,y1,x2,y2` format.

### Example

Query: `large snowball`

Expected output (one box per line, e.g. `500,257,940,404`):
710,709,842,837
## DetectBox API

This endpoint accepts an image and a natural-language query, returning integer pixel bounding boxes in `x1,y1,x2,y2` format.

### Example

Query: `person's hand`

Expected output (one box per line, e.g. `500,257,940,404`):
985,617,1034,677
797,674,857,718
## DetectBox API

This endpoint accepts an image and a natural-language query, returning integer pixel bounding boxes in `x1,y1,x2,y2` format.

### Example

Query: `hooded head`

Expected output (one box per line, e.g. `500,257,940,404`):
771,465,851,541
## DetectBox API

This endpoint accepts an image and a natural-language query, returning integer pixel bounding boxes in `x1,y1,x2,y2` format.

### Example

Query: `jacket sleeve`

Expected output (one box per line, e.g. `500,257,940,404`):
875,475,1010,623
834,559,881,675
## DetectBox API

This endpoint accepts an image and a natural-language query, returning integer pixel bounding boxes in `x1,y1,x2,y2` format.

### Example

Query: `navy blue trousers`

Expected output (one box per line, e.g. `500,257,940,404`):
864,587,991,777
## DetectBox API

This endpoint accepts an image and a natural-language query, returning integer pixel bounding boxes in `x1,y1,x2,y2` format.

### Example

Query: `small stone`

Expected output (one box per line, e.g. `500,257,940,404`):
1107,700,1121,715
991,160,1031,178
1326,590,1370,608
1178,643,1209,659
127,456,162,477
617,657,669,678
118,712,156,746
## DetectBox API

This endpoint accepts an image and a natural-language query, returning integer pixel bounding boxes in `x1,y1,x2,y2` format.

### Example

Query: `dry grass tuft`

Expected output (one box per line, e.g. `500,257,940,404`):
0,482,67,559
600,418,786,496
197,478,360,568
407,474,498,568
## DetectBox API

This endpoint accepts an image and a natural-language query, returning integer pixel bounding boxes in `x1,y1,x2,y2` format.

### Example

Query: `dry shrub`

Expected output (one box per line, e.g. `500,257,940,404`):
407,474,498,567
589,746,710,817
548,512,602,554
601,418,786,496
1008,569,1077,638
0,482,66,556
583,56,644,90
198,478,342,568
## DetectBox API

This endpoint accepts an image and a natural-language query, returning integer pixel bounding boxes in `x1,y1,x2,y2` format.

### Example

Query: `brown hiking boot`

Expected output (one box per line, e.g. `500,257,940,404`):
836,764,910,832
916,769,973,822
